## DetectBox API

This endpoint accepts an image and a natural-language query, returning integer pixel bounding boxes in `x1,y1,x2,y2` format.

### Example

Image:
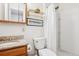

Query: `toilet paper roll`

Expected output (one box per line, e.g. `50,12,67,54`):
27,44,32,53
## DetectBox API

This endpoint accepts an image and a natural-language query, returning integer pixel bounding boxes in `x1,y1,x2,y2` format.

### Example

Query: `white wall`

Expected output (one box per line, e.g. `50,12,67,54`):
44,4,57,52
0,3,44,56
0,23,44,55
0,3,25,36
25,3,45,55
0,23,25,36
24,26,44,55
59,3,79,55
27,3,44,12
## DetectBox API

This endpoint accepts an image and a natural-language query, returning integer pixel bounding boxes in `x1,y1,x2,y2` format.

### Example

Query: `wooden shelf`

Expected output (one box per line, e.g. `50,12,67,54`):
0,20,26,24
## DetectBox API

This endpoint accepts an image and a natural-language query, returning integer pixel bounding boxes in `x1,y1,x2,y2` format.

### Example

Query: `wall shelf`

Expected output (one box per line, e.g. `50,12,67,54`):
0,20,26,24
26,17,43,27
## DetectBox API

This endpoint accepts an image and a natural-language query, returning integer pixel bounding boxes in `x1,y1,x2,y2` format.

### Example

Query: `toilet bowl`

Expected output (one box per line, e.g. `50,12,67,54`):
39,48,56,56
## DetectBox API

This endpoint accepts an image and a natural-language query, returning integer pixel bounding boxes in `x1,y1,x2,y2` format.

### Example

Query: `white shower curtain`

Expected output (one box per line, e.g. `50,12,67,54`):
44,4,57,52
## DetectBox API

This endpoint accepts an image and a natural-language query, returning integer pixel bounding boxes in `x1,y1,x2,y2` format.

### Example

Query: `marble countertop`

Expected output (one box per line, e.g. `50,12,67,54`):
0,40,28,50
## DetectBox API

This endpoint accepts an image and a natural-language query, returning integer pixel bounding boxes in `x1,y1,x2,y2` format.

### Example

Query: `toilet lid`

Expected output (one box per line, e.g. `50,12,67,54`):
39,49,56,56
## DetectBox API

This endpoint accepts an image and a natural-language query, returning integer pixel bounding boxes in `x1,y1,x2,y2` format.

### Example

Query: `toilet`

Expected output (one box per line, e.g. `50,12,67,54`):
33,37,56,56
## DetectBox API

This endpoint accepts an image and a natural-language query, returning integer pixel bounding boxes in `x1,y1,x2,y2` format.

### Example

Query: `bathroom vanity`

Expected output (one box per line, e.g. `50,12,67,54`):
0,45,27,56
0,35,28,56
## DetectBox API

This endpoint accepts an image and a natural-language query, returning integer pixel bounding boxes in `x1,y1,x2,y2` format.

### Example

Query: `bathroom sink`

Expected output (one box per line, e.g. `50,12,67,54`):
0,40,27,50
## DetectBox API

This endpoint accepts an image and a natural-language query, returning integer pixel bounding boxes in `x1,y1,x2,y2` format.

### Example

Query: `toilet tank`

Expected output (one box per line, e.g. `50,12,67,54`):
33,37,46,50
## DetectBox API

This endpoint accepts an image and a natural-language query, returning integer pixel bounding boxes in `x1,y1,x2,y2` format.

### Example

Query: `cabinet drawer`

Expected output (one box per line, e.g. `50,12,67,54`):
0,46,27,56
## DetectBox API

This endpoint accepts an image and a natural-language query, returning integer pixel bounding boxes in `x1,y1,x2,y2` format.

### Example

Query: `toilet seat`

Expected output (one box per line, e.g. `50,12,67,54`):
39,48,56,56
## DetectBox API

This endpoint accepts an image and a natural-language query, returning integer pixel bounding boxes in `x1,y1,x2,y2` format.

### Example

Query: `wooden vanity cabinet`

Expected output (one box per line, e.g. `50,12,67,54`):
0,45,28,56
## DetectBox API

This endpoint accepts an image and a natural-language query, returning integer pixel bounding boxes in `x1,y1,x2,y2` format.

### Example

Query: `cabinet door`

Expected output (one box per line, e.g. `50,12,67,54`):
8,3,19,21
18,3,25,22
5,3,26,22
0,3,5,20
4,3,26,22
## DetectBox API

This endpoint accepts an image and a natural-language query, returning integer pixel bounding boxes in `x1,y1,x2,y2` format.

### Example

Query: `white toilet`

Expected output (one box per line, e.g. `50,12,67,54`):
33,37,56,56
